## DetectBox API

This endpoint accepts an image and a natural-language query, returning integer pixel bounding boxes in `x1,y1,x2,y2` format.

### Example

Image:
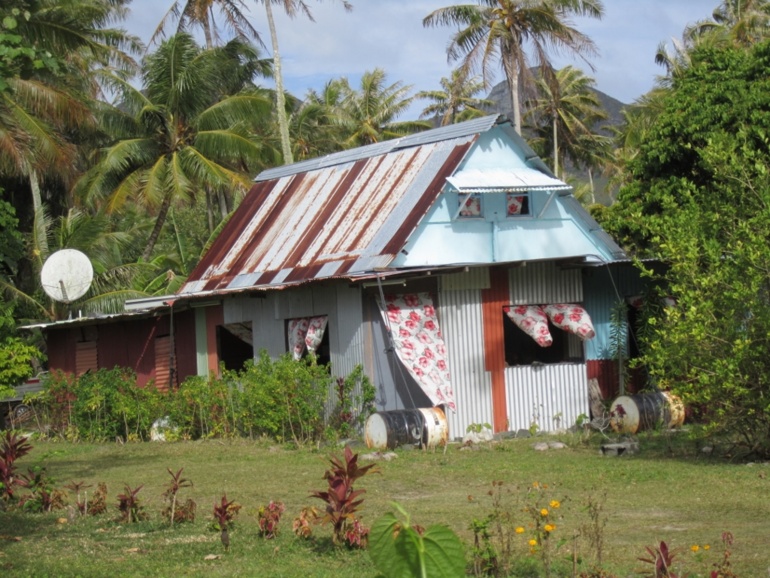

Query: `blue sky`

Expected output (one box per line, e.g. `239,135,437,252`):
124,0,718,117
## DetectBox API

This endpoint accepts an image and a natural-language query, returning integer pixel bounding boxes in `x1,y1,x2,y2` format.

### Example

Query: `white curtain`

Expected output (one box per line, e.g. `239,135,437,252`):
504,305,553,347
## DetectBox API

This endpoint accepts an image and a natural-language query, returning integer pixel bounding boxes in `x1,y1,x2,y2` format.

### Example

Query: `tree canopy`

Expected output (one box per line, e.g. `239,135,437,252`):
601,40,770,457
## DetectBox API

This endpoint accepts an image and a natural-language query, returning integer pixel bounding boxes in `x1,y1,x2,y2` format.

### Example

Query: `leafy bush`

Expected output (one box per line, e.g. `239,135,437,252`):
31,357,375,444
228,351,331,444
328,365,377,439
35,368,165,442
166,374,233,439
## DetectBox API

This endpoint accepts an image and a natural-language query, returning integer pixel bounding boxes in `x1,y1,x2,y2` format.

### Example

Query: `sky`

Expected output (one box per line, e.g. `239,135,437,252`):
124,0,720,119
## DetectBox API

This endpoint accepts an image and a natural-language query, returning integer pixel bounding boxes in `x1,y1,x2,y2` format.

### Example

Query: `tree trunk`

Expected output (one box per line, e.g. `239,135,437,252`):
29,171,49,260
206,187,215,233
507,64,522,135
265,1,294,165
552,109,559,177
142,194,172,261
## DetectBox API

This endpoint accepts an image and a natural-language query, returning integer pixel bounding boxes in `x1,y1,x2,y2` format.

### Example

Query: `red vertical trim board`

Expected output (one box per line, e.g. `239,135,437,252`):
206,305,224,376
481,267,510,433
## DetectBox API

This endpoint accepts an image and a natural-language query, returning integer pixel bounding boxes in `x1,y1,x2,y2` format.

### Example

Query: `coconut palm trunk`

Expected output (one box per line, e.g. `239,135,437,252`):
265,1,294,165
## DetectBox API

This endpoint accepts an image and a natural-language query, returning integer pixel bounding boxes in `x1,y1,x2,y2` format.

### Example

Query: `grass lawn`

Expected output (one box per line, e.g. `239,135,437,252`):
1,430,768,577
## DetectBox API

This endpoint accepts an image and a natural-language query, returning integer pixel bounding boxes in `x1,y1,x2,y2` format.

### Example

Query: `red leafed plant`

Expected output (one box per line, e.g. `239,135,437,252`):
0,431,33,501
257,500,285,539
310,445,379,545
162,468,195,525
293,506,319,539
638,540,681,578
213,494,241,552
116,484,147,523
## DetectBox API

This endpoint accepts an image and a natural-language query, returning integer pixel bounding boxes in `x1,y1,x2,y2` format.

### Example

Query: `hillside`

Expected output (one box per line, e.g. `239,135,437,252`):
484,80,627,205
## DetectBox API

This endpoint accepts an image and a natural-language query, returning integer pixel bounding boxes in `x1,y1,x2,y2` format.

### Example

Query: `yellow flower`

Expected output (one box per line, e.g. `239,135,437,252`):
528,538,538,547
691,545,700,553
515,527,525,534
540,508,549,517
704,544,711,550
544,524,555,532
549,500,560,509
532,482,540,489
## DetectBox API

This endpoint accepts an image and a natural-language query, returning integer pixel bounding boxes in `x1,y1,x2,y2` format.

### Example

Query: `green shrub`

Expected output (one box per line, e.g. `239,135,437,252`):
35,368,164,441
227,351,330,443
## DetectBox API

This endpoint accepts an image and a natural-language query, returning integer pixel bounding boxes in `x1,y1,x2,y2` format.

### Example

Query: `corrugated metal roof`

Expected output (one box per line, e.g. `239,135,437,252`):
446,167,572,193
179,114,606,297
181,121,484,295
256,115,504,182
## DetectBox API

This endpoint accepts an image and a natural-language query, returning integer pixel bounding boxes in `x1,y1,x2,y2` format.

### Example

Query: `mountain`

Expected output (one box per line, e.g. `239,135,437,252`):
483,80,627,205
484,79,627,134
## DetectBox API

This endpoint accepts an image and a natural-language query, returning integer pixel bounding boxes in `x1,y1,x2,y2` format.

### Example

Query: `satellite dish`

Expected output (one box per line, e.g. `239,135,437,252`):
40,249,94,303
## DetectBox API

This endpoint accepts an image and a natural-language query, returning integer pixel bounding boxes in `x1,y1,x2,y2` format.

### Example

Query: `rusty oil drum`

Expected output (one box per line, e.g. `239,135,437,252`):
609,392,685,434
364,407,448,450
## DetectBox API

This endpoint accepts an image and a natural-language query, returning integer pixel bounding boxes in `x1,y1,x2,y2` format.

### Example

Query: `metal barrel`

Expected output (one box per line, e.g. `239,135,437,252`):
609,392,685,434
365,407,448,450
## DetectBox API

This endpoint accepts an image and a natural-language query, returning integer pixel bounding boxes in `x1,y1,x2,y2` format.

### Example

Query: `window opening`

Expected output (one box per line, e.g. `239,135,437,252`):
506,192,530,216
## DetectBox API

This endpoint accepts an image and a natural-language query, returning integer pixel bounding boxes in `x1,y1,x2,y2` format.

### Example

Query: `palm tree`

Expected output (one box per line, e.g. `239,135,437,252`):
0,0,141,218
423,0,604,135
290,80,348,160
687,0,770,47
258,0,352,165
151,0,262,49
0,206,158,321
333,69,431,147
417,68,493,126
74,33,274,261
525,65,608,179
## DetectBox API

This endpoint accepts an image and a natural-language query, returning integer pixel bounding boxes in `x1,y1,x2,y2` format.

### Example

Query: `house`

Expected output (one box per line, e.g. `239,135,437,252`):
33,115,651,437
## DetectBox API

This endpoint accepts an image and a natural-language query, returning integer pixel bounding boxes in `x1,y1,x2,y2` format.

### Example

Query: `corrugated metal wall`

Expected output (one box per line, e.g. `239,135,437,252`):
509,262,582,304
505,364,588,432
224,284,367,424
440,268,494,440
505,262,588,432
582,262,648,361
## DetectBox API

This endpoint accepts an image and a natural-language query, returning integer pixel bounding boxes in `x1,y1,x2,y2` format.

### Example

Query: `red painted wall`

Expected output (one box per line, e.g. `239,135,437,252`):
44,308,198,388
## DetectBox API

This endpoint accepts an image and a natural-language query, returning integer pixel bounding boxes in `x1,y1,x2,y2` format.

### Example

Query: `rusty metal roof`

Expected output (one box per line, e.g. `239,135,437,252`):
179,114,594,296
180,117,514,295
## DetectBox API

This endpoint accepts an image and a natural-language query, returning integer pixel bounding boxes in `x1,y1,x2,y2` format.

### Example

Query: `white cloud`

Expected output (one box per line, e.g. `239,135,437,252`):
123,0,719,116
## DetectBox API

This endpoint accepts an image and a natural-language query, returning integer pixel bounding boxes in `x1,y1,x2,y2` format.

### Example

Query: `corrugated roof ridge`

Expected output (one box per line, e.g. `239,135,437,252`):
255,114,505,182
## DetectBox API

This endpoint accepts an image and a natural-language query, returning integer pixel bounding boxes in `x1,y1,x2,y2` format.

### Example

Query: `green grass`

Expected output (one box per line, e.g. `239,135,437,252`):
1,430,768,577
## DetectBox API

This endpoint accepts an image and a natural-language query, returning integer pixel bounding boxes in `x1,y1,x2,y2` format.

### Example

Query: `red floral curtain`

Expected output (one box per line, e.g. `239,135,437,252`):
505,304,596,347
543,304,596,340
288,316,328,360
504,305,553,347
381,293,456,412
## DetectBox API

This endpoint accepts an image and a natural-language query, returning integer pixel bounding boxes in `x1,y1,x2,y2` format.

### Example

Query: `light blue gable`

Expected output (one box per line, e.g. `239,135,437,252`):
391,125,621,268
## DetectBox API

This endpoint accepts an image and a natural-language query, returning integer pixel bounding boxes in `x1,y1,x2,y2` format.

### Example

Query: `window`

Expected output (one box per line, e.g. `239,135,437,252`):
75,341,98,376
506,193,530,216
154,335,176,391
503,313,583,366
286,316,330,366
502,303,594,367
457,193,482,218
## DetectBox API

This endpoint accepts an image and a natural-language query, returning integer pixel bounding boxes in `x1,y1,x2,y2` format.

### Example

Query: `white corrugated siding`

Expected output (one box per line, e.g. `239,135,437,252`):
509,262,582,304
505,364,588,432
439,272,493,440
